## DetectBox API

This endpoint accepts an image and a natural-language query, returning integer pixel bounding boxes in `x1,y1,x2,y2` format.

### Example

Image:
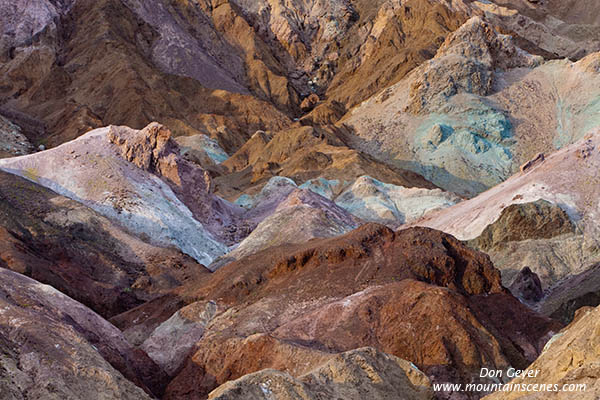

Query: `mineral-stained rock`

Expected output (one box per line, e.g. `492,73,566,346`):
415,132,600,289
154,224,559,399
334,175,460,226
207,347,434,400
215,188,360,269
175,134,229,176
483,305,600,400
406,16,541,115
0,170,208,318
142,301,219,376
0,268,160,399
342,12,600,198
217,125,436,203
341,16,540,197
0,123,241,265
0,0,292,150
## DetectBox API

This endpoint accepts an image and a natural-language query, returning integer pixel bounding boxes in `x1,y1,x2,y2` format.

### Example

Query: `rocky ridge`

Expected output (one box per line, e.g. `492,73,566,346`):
0,267,160,399
1,1,599,400
0,123,238,265
113,224,561,399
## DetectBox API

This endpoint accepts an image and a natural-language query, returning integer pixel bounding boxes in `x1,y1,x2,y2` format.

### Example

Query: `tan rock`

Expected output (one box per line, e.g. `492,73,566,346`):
483,305,600,399
208,347,433,400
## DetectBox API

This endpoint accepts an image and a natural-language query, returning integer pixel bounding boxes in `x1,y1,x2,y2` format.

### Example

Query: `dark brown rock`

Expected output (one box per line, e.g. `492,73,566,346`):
520,152,545,172
469,200,576,252
509,267,544,303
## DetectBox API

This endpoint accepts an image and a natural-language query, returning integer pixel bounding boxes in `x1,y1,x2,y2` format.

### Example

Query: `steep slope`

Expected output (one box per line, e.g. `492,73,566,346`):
112,224,559,399
0,0,292,150
216,188,360,268
0,268,162,399
342,16,600,197
484,305,600,400
0,123,238,265
0,115,33,158
0,169,209,318
413,130,600,290
538,264,600,325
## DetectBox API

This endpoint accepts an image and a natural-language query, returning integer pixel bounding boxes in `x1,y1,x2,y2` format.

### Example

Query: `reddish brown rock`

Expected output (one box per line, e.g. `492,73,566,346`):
300,93,320,113
151,225,559,399
206,347,434,400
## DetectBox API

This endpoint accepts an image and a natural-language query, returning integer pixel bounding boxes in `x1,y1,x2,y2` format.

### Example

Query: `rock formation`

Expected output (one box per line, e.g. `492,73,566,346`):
1,1,600,399
215,188,360,269
112,224,561,399
207,347,434,400
509,267,544,303
334,175,461,226
0,170,208,318
0,267,161,399
343,18,600,197
483,305,600,400
414,131,600,290
0,115,32,158
0,123,239,265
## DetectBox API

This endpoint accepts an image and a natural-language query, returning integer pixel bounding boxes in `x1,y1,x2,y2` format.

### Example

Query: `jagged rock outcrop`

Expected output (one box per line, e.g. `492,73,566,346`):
107,123,247,244
207,347,434,400
472,0,600,60
406,16,541,115
0,123,237,265
0,268,161,399
484,305,600,400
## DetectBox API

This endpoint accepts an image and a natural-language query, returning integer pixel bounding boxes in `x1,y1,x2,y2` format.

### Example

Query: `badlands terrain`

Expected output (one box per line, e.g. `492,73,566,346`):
1,0,600,399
